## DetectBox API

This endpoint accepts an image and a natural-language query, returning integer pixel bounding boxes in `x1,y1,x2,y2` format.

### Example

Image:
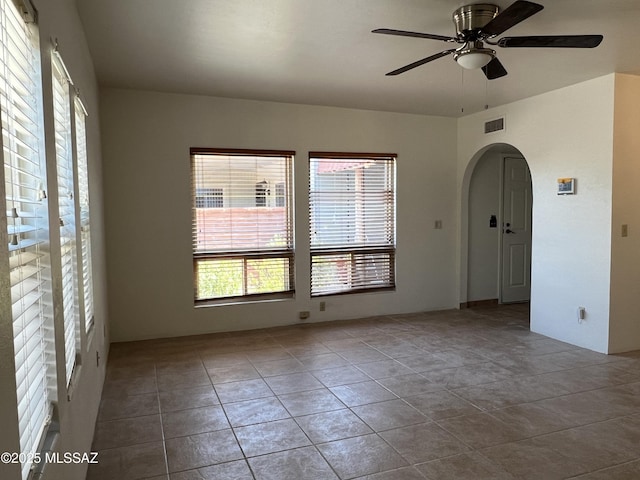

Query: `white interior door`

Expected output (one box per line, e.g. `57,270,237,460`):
501,156,532,303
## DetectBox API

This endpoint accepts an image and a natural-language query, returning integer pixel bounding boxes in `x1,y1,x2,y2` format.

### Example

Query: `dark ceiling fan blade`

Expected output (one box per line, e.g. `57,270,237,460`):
498,35,603,48
386,49,455,76
482,1,544,37
372,28,457,43
482,57,508,79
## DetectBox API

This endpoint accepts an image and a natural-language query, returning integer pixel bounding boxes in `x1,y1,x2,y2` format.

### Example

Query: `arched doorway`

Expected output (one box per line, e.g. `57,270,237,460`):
461,144,532,306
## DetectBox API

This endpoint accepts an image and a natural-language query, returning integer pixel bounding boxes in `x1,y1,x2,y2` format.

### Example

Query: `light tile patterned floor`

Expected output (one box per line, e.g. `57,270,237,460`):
87,304,640,480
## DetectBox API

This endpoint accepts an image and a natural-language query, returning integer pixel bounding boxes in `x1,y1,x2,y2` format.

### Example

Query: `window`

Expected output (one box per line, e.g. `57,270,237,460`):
75,97,94,332
0,1,57,478
275,182,285,207
195,187,223,208
191,148,294,302
309,152,396,296
52,52,79,385
255,180,267,207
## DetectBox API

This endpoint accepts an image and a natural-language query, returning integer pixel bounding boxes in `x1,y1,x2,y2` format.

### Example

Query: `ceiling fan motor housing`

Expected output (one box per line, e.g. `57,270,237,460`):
453,3,499,39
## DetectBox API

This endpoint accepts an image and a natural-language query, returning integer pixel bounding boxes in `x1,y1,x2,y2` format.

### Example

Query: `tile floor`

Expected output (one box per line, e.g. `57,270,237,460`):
87,304,640,480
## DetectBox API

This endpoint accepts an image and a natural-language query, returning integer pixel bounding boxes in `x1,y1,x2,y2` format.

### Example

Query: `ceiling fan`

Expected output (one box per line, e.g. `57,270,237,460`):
373,1,603,79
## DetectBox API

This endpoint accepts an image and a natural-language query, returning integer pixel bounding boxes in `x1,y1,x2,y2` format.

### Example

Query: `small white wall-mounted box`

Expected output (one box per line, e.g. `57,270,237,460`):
557,178,576,195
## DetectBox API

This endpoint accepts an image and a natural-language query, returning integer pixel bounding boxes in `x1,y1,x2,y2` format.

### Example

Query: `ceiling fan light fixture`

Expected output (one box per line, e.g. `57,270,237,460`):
454,46,495,69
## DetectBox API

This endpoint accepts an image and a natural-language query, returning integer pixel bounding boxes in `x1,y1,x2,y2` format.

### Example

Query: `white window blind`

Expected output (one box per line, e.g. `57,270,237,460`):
0,1,56,479
74,97,93,332
191,148,294,302
309,152,396,296
52,54,78,385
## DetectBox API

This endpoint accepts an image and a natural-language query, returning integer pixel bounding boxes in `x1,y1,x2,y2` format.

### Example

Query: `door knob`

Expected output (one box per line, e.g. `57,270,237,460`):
505,228,515,234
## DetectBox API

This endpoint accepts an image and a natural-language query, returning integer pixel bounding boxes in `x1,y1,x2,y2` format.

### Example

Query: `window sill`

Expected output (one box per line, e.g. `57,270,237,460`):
195,291,295,308
311,286,396,298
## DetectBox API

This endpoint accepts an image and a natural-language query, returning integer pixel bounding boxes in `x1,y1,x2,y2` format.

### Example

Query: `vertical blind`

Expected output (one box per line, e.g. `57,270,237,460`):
191,148,294,301
0,1,56,479
309,152,396,296
52,54,78,386
74,97,93,332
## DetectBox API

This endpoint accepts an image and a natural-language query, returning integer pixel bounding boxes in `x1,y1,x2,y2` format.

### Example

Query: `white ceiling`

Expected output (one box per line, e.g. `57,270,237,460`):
76,0,640,118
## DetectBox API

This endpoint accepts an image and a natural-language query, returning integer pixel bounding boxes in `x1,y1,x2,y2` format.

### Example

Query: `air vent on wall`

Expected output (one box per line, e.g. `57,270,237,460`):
484,117,505,134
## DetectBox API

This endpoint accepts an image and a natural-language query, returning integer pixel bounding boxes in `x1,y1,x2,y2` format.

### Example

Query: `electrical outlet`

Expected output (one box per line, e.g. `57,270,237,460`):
299,311,310,320
577,306,586,323
319,301,326,312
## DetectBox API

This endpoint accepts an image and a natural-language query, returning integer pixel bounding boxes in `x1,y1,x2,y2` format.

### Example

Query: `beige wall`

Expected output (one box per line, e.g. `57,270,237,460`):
609,74,640,353
100,75,640,354
99,89,458,342
458,75,616,353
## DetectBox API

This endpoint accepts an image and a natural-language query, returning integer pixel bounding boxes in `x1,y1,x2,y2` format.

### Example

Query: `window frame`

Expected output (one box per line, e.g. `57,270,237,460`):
0,1,58,478
52,51,80,387
190,147,295,304
309,151,396,297
74,96,94,334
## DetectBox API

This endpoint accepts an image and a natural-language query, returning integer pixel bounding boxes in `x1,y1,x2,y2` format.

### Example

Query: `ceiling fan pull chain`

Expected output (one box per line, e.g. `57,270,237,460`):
460,68,465,113
484,76,489,110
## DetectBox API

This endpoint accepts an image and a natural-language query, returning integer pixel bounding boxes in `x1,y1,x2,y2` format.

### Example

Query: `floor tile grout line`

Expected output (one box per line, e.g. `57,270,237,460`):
563,458,640,479
153,365,171,479
163,458,256,480
431,407,640,458
212,359,310,474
